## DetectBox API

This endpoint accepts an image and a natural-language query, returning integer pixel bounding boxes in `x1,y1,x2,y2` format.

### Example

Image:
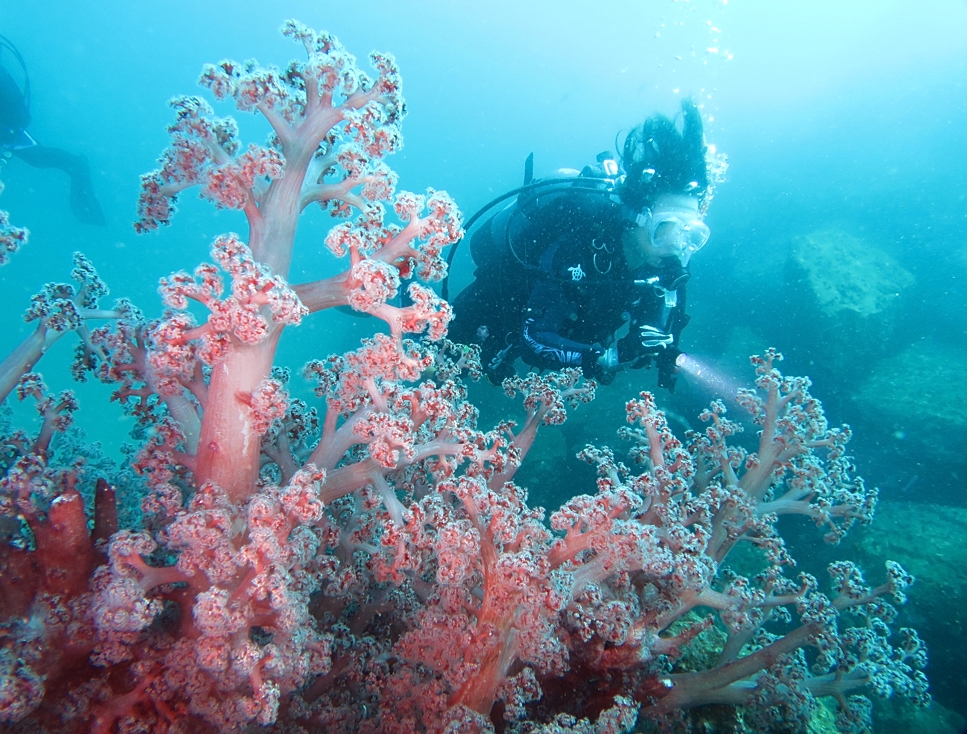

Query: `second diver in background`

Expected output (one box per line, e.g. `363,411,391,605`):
0,34,106,226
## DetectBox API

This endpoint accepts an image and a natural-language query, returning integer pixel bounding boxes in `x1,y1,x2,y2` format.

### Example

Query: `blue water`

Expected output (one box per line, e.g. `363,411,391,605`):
1,1,966,730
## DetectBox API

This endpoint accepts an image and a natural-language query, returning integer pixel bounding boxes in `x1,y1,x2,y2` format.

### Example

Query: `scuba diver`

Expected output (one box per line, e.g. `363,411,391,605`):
0,35,105,225
447,97,719,391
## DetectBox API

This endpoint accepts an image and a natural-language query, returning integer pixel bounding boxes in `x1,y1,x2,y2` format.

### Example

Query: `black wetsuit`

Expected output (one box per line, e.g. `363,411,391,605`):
450,174,689,387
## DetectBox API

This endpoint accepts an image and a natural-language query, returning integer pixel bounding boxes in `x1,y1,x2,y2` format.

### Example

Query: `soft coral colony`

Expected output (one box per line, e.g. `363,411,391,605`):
0,20,930,734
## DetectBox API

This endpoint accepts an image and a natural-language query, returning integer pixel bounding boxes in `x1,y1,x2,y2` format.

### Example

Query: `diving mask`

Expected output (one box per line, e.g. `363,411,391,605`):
636,195,710,266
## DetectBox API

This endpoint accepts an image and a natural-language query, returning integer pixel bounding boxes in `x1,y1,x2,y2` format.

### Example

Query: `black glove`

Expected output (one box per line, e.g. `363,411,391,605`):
638,324,675,351
615,324,675,369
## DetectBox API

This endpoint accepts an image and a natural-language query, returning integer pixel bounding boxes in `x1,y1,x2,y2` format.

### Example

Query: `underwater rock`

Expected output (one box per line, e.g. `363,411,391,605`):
852,500,967,728
790,229,914,319
778,230,915,382
873,696,966,734
854,340,967,464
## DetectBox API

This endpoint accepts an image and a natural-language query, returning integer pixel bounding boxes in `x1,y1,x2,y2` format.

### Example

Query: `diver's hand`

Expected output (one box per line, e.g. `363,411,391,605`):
595,345,620,370
590,345,621,385
639,325,674,351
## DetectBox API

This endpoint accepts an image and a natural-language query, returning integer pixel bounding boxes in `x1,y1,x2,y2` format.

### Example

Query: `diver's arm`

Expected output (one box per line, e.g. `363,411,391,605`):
519,279,601,372
521,319,601,370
